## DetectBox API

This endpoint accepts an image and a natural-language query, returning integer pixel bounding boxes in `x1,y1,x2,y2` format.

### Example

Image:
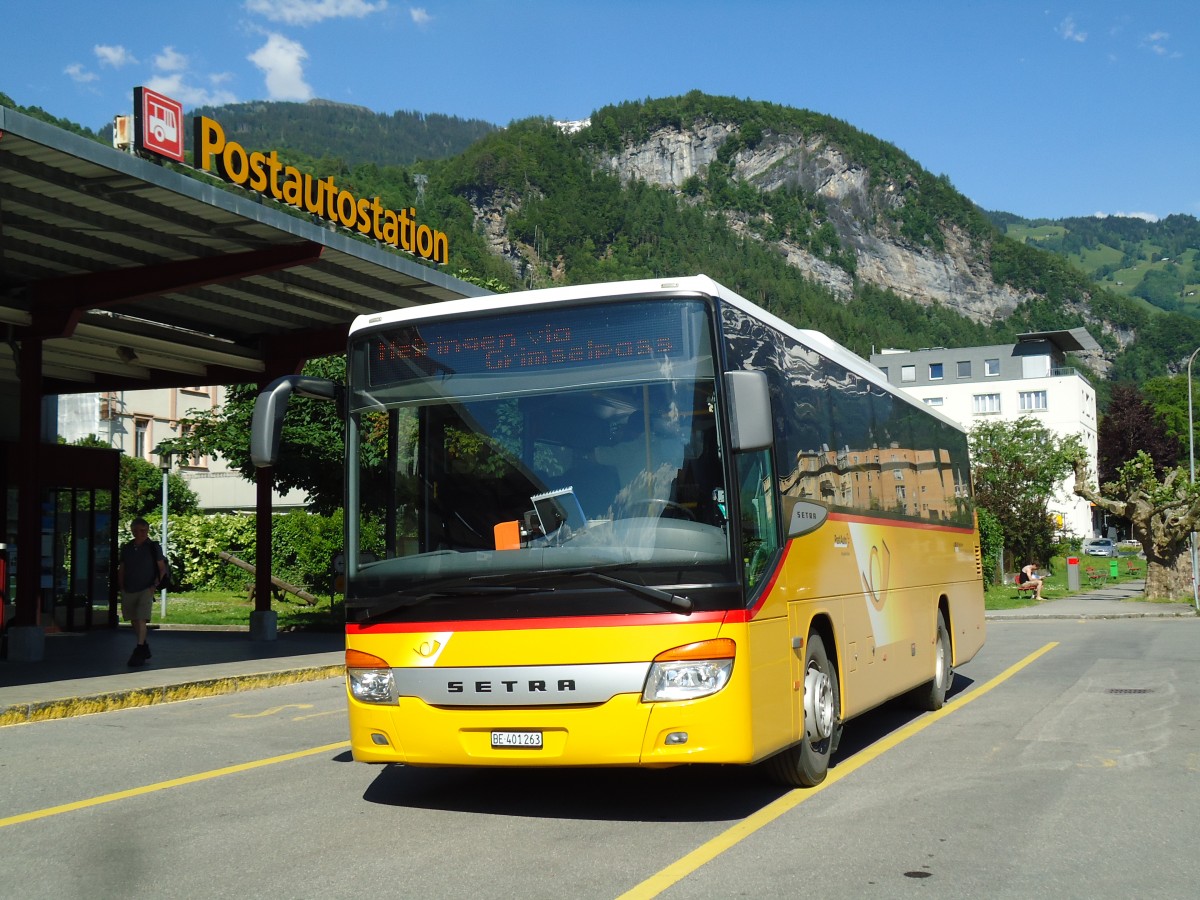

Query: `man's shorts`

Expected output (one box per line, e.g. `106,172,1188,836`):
121,588,155,622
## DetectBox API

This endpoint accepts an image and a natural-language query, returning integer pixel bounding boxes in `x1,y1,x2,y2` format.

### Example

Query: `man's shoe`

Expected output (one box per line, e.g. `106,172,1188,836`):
128,648,145,667
141,642,151,660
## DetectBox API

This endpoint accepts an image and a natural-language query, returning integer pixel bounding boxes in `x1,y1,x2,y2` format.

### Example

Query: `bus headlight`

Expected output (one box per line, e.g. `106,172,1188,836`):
347,649,395,704
642,638,735,702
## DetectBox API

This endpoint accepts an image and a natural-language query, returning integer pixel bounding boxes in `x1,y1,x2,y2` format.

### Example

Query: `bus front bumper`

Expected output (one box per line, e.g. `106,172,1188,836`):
348,688,755,768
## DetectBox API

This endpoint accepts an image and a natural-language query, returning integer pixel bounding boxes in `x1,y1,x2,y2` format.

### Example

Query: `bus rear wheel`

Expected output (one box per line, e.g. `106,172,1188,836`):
908,610,953,711
765,631,840,787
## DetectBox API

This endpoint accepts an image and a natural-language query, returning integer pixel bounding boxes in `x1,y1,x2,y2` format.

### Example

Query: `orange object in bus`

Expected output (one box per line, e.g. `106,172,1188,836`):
493,520,521,550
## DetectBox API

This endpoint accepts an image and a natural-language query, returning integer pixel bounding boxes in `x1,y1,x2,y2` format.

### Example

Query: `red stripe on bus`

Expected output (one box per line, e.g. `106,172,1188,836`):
347,609,728,634
825,510,976,533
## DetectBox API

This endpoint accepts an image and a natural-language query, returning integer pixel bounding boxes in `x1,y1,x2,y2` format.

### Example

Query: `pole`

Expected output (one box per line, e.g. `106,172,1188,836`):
161,465,168,618
1188,348,1200,612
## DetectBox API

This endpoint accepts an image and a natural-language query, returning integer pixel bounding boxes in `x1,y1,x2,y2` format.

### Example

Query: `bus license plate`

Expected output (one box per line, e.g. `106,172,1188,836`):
491,730,543,749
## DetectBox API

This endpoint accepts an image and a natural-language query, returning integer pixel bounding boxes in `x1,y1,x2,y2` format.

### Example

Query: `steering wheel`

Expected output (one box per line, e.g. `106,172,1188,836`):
623,498,696,521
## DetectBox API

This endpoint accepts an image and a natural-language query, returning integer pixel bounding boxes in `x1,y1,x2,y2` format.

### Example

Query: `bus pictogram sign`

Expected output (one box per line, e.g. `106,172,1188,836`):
134,87,184,162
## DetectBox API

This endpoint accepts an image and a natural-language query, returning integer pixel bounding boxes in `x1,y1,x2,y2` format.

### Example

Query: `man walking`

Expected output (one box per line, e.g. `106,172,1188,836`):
117,517,166,666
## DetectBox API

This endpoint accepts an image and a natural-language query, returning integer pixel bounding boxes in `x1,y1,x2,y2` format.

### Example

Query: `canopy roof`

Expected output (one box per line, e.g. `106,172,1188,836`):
0,105,488,395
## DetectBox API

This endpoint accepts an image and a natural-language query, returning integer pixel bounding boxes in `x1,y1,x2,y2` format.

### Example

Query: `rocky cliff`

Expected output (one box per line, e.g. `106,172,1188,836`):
600,122,1033,323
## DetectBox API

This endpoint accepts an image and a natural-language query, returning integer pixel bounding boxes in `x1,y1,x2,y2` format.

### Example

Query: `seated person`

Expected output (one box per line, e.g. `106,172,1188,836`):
1016,563,1043,600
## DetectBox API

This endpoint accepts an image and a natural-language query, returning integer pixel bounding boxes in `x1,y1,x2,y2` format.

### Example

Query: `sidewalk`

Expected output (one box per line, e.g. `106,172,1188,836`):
0,625,343,726
1,580,1194,727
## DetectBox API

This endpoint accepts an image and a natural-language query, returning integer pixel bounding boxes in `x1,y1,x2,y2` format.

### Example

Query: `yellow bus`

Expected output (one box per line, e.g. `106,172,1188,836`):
252,275,984,786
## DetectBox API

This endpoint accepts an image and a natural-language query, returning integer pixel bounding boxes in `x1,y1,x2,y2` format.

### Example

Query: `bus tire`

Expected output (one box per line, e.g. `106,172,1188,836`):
909,610,953,711
765,631,840,787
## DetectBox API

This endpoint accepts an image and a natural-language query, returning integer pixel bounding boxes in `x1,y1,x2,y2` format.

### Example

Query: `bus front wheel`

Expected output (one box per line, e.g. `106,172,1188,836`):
765,631,840,787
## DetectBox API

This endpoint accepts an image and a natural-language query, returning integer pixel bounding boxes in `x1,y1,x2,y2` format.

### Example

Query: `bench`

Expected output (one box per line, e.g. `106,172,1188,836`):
1085,565,1107,587
1008,573,1039,596
1124,559,1139,576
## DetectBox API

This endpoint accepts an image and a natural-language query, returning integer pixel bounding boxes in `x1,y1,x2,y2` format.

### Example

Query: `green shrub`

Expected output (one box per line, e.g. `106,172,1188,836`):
161,510,384,595
976,507,1004,586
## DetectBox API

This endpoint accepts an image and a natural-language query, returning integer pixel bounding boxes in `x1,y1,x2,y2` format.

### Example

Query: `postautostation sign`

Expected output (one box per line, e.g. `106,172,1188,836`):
193,114,449,265
128,88,450,266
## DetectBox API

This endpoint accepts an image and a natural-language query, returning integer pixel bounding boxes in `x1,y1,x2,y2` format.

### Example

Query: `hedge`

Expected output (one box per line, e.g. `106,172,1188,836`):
154,510,383,595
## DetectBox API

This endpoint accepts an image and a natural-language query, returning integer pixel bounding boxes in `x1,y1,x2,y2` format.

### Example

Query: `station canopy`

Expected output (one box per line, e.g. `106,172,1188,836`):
0,104,489,396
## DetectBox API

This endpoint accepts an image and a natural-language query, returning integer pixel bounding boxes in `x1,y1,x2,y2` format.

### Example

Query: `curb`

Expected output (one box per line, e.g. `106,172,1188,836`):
0,663,345,727
986,611,1197,621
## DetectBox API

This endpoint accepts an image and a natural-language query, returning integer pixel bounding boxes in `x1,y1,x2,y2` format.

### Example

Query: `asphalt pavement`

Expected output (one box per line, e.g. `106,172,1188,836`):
0,578,1193,727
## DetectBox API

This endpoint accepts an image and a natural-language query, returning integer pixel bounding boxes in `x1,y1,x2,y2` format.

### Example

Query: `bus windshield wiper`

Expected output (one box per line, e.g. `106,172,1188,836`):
467,564,693,614
571,570,693,614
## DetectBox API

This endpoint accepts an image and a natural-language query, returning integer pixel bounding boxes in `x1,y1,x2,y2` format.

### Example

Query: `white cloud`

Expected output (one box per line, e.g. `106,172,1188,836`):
154,46,189,73
64,63,98,84
248,33,313,101
245,0,388,26
94,44,137,68
1092,211,1160,223
1058,16,1087,43
1141,31,1180,58
410,6,432,27
145,72,238,109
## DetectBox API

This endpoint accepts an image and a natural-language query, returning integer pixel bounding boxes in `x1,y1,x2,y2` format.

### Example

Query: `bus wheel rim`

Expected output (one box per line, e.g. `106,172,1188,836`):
804,663,834,742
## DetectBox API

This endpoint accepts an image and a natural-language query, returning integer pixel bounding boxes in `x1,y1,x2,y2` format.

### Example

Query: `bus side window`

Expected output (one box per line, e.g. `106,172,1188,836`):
736,448,779,588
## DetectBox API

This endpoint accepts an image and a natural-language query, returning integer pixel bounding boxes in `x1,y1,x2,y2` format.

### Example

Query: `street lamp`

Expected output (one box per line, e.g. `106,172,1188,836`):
157,447,173,619
1188,347,1200,611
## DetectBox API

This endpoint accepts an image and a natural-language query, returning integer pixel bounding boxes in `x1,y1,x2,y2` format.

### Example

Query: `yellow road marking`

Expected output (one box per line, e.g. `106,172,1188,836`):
231,703,314,718
293,710,342,722
619,641,1059,900
0,741,350,829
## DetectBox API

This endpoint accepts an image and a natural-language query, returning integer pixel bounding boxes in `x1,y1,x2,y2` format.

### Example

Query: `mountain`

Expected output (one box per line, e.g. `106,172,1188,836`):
420,92,1197,385
179,99,498,167
989,212,1200,318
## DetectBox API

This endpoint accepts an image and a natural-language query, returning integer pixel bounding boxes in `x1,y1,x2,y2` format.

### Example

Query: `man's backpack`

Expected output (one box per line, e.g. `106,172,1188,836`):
153,541,174,591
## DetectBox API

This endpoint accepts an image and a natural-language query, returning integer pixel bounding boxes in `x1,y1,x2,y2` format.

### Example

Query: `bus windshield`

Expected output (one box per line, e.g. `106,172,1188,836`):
345,297,736,620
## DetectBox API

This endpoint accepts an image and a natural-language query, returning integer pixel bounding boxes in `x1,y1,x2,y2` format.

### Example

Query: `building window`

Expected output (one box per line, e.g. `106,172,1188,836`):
923,397,944,407
901,365,916,383
973,393,1001,414
929,362,944,380
878,366,888,379
1020,390,1048,411
180,424,206,468
957,360,971,378
895,485,906,500
984,358,1000,376
134,417,149,459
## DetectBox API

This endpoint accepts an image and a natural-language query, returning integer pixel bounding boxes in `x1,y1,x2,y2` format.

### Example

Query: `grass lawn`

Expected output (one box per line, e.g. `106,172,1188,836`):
151,589,342,631
984,555,1146,610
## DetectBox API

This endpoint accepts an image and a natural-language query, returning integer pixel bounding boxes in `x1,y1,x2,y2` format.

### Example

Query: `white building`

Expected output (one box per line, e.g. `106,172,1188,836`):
869,329,1101,539
56,385,309,512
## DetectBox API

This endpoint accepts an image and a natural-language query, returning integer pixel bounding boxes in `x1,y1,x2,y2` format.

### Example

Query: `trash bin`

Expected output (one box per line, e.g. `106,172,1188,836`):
1067,556,1080,591
1109,558,1119,580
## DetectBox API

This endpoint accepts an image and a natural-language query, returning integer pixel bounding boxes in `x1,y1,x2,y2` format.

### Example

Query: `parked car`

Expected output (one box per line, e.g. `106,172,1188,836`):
1083,537,1117,557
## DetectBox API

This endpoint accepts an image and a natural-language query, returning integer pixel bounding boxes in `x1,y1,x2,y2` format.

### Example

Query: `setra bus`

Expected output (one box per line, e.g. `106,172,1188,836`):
251,275,985,786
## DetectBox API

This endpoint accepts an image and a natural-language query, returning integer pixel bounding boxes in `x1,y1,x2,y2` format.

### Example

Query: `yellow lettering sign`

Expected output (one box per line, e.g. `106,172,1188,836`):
190,115,449,265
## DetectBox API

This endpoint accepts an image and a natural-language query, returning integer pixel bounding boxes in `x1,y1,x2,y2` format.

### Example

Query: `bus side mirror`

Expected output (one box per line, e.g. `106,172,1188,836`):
251,375,342,468
724,370,772,452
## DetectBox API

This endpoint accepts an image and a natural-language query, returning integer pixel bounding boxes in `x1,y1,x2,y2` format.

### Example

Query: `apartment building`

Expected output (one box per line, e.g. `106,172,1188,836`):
56,386,309,512
869,329,1101,539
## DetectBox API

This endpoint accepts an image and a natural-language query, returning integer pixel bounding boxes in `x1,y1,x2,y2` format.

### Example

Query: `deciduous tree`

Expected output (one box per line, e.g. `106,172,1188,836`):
1072,450,1200,600
1098,384,1180,484
969,418,1082,574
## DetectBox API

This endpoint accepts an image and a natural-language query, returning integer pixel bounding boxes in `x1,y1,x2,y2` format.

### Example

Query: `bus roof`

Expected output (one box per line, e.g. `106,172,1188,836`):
351,275,967,434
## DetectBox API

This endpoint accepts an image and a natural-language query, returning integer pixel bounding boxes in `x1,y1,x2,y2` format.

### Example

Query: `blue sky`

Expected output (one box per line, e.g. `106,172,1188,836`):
2,1,1196,221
